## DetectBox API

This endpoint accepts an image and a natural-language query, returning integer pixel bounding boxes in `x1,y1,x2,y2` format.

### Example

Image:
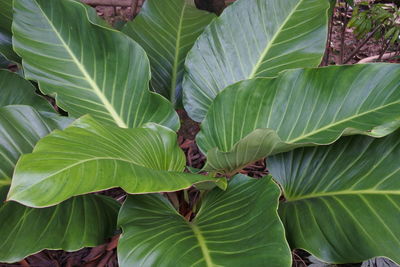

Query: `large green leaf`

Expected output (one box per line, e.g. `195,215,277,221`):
12,0,179,130
197,64,400,173
0,195,119,263
0,108,114,262
0,105,118,263
118,175,291,267
269,131,400,264
123,0,215,105
0,70,53,111
183,0,330,121
0,105,72,199
7,115,219,207
0,0,12,32
0,0,20,62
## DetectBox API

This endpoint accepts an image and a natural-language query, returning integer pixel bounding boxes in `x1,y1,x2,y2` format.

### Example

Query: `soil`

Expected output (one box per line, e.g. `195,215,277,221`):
2,1,398,267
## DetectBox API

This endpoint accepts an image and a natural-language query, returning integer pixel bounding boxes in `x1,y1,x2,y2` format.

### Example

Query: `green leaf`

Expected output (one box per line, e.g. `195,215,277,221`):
269,131,400,264
0,70,53,111
122,0,215,106
197,64,400,173
0,0,13,31
0,105,72,198
0,195,119,263
183,0,330,121
0,185,8,202
118,175,291,267
0,31,19,63
8,115,218,207
0,105,117,263
0,0,20,62
390,29,399,45
0,54,9,68
384,27,396,40
12,0,179,130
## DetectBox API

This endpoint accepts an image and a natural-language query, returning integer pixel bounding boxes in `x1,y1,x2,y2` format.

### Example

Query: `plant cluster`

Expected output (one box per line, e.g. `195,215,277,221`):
349,1,400,41
345,0,400,61
0,0,399,266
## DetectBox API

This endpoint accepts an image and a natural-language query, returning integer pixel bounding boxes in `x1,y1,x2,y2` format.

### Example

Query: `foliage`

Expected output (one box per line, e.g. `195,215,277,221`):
183,0,330,121
0,195,119,263
197,64,400,173
7,116,220,207
0,0,20,62
270,131,400,263
12,0,179,130
348,1,400,44
0,0,399,266
122,0,216,106
118,175,291,266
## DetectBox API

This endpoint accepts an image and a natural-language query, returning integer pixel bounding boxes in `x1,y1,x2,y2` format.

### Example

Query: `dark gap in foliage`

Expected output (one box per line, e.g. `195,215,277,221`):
98,187,126,203
195,0,226,15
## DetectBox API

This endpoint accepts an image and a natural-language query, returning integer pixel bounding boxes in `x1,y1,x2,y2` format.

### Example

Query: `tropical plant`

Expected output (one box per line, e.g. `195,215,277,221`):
122,0,216,106
0,0,399,266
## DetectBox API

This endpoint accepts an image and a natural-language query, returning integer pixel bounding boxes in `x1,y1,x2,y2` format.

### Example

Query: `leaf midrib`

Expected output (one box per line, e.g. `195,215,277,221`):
8,156,146,200
189,223,214,267
34,1,128,128
169,2,187,103
288,100,400,143
248,0,305,79
211,100,399,154
286,189,400,202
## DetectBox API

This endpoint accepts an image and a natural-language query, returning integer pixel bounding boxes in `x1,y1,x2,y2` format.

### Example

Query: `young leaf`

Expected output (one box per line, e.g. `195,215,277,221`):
0,195,119,263
123,0,216,106
0,0,20,62
118,175,292,267
197,64,400,173
7,116,219,207
0,105,72,197
183,0,330,121
0,70,53,111
269,131,400,264
12,0,179,130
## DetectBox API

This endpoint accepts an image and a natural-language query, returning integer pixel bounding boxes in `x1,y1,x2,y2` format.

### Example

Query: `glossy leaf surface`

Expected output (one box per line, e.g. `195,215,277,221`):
0,105,118,263
0,0,20,62
0,70,53,111
183,0,330,121
269,131,400,264
0,195,119,263
123,0,215,105
13,0,179,130
8,116,218,207
0,105,71,196
118,175,291,267
198,64,400,173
